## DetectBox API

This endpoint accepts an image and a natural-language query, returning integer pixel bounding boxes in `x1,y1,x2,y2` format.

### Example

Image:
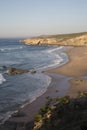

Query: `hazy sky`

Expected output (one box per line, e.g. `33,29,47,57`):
0,0,87,38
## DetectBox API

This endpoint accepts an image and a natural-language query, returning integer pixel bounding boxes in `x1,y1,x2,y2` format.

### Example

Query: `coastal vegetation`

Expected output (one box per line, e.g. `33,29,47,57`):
34,92,87,130
1,92,87,130
20,32,87,46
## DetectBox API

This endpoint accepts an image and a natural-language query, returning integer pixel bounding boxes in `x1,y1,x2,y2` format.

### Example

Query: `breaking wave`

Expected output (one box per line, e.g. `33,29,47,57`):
0,73,6,85
0,46,23,52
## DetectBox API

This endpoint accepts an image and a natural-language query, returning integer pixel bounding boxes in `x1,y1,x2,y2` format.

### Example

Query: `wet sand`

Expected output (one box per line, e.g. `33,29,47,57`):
47,46,87,97
47,47,87,77
6,73,70,123
2,46,87,129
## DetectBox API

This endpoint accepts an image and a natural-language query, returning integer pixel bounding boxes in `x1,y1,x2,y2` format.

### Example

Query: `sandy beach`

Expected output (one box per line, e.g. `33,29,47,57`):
2,46,87,129
47,46,87,97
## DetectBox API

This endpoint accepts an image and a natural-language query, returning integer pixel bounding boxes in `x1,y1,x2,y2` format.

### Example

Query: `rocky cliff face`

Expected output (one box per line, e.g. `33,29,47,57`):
20,32,87,46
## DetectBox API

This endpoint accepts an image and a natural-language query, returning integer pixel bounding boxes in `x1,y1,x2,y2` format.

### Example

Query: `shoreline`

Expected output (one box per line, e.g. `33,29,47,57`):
47,46,87,77
1,46,87,129
0,46,69,126
47,46,87,97
3,73,69,123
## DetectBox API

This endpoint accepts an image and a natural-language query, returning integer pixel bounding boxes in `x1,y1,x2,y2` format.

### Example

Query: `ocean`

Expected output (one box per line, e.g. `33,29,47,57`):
0,38,68,124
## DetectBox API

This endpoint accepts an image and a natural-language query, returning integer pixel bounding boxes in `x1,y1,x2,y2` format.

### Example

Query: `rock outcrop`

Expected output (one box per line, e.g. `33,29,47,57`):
20,32,87,46
7,67,29,75
0,66,29,75
0,66,7,69
0,66,37,75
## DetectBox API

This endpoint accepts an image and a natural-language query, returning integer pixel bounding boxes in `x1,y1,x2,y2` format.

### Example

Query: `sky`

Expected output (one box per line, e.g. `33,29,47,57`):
0,0,87,38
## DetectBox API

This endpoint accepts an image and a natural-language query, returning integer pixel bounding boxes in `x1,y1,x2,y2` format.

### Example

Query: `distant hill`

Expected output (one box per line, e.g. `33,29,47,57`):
20,32,87,46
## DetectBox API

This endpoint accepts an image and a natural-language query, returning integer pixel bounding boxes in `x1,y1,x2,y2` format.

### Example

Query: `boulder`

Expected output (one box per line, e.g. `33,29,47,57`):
7,68,29,75
0,66,7,70
31,70,36,74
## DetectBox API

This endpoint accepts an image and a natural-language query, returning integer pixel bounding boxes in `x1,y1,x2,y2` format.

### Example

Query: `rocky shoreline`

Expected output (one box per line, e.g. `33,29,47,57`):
0,66,36,75
20,32,87,46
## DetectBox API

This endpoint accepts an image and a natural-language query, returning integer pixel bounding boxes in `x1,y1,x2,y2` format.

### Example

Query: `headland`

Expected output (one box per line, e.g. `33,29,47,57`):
20,32,87,46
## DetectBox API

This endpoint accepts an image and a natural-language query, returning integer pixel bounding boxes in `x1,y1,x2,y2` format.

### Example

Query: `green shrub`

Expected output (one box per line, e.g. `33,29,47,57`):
77,91,85,98
34,114,43,122
39,104,50,116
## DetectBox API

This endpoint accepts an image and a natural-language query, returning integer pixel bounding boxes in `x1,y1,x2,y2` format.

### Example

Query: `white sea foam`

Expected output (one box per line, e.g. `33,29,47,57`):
0,73,6,84
0,111,15,125
30,72,51,93
0,72,51,124
47,46,63,53
37,47,64,70
0,49,4,52
0,46,23,52
20,72,52,108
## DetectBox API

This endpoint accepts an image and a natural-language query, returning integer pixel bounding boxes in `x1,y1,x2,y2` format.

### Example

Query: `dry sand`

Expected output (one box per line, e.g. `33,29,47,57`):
47,47,87,77
4,47,87,125
47,46,87,97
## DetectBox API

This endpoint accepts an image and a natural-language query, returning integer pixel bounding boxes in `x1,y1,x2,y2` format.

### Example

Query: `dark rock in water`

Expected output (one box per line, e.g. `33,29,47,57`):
0,65,29,75
0,66,7,70
31,70,36,74
7,68,29,75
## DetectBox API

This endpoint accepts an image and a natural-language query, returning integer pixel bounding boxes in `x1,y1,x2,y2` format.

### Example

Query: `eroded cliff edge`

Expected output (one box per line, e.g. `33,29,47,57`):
20,32,87,46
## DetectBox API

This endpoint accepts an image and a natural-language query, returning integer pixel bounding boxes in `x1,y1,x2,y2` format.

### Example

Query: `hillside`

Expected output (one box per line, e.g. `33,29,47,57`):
20,32,87,46
1,93,87,130
34,93,87,130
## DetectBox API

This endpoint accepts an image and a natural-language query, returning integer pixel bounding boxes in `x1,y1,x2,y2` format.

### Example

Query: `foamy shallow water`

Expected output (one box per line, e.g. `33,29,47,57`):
0,72,51,124
0,73,6,85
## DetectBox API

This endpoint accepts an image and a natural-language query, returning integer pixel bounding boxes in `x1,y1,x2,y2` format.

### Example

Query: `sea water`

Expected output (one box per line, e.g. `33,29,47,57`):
0,38,68,123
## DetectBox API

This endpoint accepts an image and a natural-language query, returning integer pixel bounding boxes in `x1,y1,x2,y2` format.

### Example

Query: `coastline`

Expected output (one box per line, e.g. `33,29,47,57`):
1,46,87,129
47,46,87,97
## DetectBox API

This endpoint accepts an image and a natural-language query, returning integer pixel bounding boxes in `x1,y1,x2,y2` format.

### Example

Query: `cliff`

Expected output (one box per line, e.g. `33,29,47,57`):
20,32,87,46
